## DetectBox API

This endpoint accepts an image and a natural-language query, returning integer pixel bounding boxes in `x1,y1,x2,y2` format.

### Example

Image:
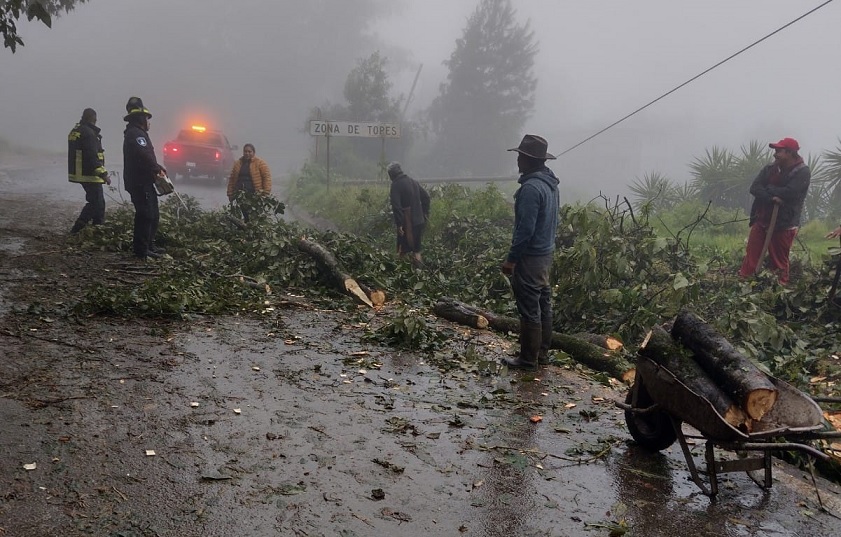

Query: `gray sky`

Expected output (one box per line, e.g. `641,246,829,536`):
2,0,839,199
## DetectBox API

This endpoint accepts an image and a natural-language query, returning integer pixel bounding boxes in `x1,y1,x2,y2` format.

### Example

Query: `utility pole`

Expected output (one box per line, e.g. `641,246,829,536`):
401,64,423,119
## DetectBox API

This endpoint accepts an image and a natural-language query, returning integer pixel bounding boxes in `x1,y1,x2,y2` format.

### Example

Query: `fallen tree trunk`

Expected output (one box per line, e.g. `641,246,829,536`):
639,326,748,429
297,237,385,308
671,310,778,421
434,297,634,382
573,332,624,351
432,300,489,330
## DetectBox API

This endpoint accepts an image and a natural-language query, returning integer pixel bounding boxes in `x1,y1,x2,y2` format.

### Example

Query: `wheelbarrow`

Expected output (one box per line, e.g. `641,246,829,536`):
619,356,841,497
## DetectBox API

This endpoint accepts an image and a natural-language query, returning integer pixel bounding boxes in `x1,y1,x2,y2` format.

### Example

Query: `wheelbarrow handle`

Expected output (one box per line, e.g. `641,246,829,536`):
797,430,841,440
715,441,829,461
615,400,663,415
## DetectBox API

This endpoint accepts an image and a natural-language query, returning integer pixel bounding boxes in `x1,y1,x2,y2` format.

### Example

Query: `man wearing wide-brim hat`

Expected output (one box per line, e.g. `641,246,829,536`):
122,96,167,260
500,134,561,369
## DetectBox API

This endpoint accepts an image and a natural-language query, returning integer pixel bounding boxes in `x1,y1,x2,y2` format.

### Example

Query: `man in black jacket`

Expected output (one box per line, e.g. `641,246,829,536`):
68,108,110,233
387,162,430,266
122,97,166,260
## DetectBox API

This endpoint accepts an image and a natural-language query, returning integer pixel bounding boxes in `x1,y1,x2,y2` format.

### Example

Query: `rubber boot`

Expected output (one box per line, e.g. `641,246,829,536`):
502,322,541,370
69,219,86,234
538,317,554,365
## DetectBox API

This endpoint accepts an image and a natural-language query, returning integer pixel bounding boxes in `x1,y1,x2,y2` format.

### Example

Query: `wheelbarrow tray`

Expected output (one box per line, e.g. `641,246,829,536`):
636,356,825,442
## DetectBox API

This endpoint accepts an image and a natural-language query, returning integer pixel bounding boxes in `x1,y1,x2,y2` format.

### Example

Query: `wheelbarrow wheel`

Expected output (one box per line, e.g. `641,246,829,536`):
625,380,677,451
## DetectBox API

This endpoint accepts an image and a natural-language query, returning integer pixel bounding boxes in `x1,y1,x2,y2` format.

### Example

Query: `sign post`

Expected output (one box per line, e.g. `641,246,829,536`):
309,120,401,186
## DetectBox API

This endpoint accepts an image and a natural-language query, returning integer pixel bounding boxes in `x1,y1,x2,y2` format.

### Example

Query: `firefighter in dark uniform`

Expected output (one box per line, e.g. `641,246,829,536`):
122,97,166,259
68,108,110,233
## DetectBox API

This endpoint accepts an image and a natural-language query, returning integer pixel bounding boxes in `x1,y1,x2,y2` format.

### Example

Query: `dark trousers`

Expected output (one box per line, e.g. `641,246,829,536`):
129,185,159,256
396,223,426,254
513,254,553,326
232,179,255,222
77,183,105,225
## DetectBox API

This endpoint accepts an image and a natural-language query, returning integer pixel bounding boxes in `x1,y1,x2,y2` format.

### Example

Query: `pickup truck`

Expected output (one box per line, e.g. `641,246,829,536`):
162,125,237,181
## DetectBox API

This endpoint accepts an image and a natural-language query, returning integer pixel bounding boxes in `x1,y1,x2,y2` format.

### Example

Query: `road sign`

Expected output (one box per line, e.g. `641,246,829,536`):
309,120,400,138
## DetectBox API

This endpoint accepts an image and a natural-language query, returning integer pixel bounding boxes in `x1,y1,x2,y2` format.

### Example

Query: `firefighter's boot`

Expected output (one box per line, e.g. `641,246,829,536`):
69,219,86,234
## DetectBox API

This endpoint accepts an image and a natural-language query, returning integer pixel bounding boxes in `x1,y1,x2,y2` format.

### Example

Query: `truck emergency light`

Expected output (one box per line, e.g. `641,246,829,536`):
191,125,206,132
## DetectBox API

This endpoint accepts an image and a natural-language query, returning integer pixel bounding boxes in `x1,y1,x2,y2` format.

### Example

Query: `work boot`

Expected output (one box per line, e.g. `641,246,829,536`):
69,219,86,234
538,317,554,365
149,244,167,255
502,322,541,370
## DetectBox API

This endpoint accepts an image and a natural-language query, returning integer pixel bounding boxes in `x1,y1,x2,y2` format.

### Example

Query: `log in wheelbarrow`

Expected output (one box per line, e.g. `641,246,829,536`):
619,356,841,497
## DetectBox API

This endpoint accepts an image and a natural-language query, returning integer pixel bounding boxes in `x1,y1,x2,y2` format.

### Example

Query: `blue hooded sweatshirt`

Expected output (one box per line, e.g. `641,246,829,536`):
506,166,560,263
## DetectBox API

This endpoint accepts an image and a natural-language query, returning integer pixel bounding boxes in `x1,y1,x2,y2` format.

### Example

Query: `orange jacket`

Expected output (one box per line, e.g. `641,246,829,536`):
227,157,272,199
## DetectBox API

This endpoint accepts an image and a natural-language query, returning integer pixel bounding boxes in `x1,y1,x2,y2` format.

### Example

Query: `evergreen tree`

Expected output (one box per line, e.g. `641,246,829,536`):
427,0,537,177
344,51,401,123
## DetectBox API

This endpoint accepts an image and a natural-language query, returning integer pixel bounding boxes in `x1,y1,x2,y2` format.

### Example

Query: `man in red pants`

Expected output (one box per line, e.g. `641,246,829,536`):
738,137,810,284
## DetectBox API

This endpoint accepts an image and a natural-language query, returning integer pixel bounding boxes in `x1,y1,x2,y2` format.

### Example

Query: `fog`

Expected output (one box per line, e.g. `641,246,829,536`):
2,0,839,200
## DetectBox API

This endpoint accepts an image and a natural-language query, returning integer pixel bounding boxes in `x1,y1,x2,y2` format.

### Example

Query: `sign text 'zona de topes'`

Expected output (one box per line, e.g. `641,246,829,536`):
309,120,400,138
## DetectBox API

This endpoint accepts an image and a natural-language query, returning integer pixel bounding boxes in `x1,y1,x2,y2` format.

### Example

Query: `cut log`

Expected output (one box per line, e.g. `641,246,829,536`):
297,237,385,308
823,411,841,466
671,310,778,421
573,332,624,351
432,300,489,329
639,326,748,429
434,297,634,383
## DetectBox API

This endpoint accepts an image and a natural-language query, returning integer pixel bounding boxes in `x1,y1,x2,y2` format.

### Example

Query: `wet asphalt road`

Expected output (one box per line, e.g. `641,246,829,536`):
1,158,234,211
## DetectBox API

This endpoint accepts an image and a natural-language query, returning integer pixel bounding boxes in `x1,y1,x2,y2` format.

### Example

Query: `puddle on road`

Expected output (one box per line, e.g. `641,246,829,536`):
0,237,25,254
0,267,26,316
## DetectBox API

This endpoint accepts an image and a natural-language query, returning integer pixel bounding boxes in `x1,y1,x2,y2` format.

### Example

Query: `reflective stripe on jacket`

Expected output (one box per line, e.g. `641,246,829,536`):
68,121,107,184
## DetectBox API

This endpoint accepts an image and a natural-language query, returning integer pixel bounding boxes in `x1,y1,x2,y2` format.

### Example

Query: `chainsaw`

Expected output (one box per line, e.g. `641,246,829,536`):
154,173,188,210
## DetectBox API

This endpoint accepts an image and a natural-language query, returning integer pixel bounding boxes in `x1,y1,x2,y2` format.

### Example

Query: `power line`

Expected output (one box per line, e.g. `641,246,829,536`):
556,0,835,158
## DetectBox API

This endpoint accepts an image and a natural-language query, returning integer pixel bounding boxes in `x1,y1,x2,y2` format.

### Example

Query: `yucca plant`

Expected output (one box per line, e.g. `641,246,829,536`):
801,153,826,222
671,181,699,205
821,140,841,222
689,146,741,209
629,171,674,212
689,142,773,212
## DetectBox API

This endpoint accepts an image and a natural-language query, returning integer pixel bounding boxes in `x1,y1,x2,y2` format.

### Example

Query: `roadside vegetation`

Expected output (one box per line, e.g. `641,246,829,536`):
67,147,841,408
